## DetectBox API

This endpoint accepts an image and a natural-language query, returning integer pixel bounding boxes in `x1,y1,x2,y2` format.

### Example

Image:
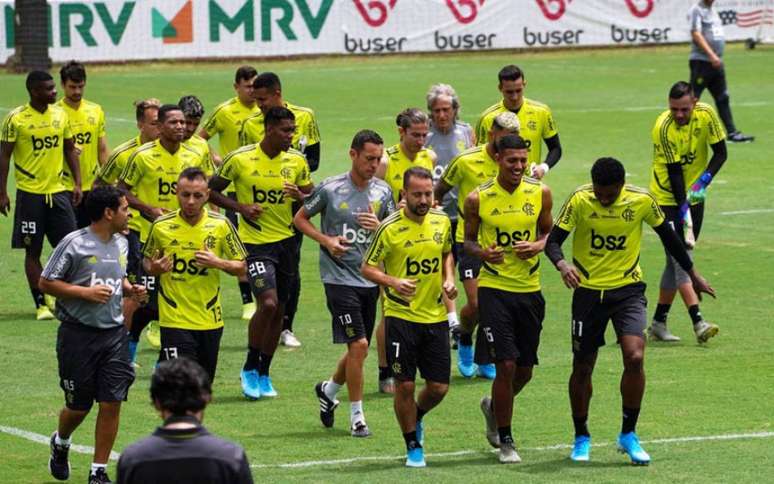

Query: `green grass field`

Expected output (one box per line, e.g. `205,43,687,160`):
1,44,773,483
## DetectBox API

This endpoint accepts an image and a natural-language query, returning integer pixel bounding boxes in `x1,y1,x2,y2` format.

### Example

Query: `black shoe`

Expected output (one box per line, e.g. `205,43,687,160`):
48,432,70,481
88,467,112,484
315,382,338,428
351,421,372,438
728,131,755,143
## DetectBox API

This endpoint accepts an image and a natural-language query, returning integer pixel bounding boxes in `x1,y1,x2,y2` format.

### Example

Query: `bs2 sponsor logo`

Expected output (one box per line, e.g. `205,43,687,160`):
406,257,440,276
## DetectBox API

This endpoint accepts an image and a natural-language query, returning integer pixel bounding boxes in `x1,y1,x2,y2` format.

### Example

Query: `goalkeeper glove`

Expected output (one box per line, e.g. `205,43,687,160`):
687,171,713,204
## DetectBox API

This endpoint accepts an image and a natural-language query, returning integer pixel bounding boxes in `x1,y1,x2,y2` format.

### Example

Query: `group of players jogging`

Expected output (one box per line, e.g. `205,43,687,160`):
0,60,728,480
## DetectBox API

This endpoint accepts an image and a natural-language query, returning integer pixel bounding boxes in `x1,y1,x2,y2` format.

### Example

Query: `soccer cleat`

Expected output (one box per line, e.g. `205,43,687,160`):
379,377,395,394
480,397,500,448
258,375,278,397
617,432,651,465
145,321,161,349
727,131,755,143
498,442,522,464
240,369,261,400
457,344,478,378
279,329,302,348
48,432,70,481
36,305,55,321
694,320,719,343
570,435,591,462
44,294,57,311
241,302,256,320
477,363,496,380
351,421,372,438
647,321,681,342
88,467,112,484
415,420,424,446
315,382,338,428
405,446,426,468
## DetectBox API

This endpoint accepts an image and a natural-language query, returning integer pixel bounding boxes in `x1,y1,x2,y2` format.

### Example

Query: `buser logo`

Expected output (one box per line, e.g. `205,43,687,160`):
590,229,626,251
406,257,440,276
171,253,208,276
31,135,60,151
496,227,531,246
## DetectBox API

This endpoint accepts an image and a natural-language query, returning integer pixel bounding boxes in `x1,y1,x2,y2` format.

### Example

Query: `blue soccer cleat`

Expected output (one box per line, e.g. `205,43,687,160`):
240,369,261,400
405,446,426,468
457,344,478,378
617,432,651,465
416,420,424,446
477,363,496,380
570,435,591,462
258,375,278,397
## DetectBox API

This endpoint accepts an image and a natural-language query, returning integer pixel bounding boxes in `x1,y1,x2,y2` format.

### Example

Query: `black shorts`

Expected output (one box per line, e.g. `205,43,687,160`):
455,242,482,281
126,230,159,311
325,284,379,344
245,238,298,303
12,190,76,251
158,326,224,382
56,322,135,411
386,317,450,384
68,190,91,229
571,282,647,356
689,59,728,102
475,287,544,366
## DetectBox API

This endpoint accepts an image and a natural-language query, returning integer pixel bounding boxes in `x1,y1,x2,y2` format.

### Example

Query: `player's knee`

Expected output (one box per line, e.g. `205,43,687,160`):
98,401,122,415
513,366,533,385
497,359,517,378
623,349,644,373
572,354,596,378
427,381,449,398
348,339,368,361
257,294,279,317
395,379,415,396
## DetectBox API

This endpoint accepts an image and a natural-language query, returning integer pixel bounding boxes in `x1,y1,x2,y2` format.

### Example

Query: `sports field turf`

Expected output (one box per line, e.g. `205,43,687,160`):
0,44,772,483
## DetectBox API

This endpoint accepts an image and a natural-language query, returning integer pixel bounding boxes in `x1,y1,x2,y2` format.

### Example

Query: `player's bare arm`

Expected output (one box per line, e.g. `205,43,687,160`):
207,175,262,220
63,138,83,205
0,140,13,215
545,225,581,289
118,180,167,220
514,184,553,260
463,190,504,264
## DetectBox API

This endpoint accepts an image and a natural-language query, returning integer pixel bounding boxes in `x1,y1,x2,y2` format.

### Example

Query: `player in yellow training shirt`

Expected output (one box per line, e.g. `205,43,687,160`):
208,106,313,400
56,61,108,228
0,71,81,320
178,95,213,172
545,157,716,465
362,167,456,468
474,65,561,179
434,111,519,379
143,167,246,383
647,82,727,344
97,99,160,186
462,135,553,463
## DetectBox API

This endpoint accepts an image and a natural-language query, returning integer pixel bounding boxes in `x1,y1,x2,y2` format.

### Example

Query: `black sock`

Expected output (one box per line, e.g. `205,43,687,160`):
688,305,703,325
460,332,473,346
243,347,261,371
653,303,671,324
379,366,392,381
239,282,253,305
498,426,513,445
257,351,273,376
129,307,154,341
403,431,421,450
416,404,428,423
622,406,640,434
573,415,590,437
282,314,293,332
31,288,45,308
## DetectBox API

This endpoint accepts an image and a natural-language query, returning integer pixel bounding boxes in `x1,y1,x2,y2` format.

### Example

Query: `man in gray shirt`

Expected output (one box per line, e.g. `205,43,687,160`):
40,184,146,484
689,0,754,142
295,129,395,438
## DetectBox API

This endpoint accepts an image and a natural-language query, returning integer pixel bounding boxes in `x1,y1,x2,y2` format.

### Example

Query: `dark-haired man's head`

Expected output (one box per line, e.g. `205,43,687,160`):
151,358,212,420
402,167,434,217
234,65,258,105
26,71,57,105
177,167,209,220
60,61,87,104
495,135,529,188
253,72,283,114
178,95,205,140
498,65,526,110
157,104,186,143
396,108,429,156
591,157,626,207
134,98,161,142
668,81,696,126
86,185,129,233
350,129,384,182
263,106,295,152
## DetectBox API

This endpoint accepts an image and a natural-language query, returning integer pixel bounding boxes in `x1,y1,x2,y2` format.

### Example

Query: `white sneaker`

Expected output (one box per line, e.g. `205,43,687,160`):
694,320,719,343
498,442,521,463
280,329,302,347
647,321,681,342
241,302,256,320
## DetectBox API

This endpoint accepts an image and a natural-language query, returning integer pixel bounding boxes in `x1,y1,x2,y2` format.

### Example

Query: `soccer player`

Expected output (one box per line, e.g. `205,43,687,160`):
239,72,322,348
57,61,108,228
0,71,81,321
362,167,457,468
463,134,553,463
544,157,716,465
688,0,754,142
435,112,520,380
294,130,394,437
647,81,726,343
143,168,246,382
178,95,213,170
474,65,561,178
40,185,146,484
198,65,259,320
208,106,313,400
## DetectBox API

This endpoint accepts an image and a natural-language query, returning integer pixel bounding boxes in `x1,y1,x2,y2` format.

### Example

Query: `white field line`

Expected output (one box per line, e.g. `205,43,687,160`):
0,425,121,461
720,208,774,216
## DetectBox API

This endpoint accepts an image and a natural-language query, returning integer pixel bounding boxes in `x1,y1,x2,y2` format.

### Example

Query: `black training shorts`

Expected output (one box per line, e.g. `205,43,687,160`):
12,190,76,251
245,238,297,303
325,284,379,344
158,326,224,382
386,317,450,384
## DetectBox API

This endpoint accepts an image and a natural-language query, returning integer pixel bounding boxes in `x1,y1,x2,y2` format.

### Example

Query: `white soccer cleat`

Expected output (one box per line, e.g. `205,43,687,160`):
498,443,521,464
241,302,256,320
647,321,681,342
280,329,302,347
694,320,719,343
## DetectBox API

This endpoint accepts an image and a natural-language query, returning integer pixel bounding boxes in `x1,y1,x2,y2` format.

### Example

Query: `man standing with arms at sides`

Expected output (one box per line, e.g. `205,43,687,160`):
362,167,457,468
208,107,313,400
295,130,394,437
143,168,246,383
41,185,146,484
463,135,553,463
178,96,213,171
240,71,322,348
544,157,716,465
647,81,726,343
688,0,754,142
474,65,561,179
199,65,259,321
435,112,520,380
57,60,108,228
0,71,81,321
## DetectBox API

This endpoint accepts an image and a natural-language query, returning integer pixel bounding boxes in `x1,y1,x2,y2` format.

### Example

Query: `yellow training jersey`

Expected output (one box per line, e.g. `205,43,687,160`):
440,145,499,242
1,103,72,194
476,178,543,293
216,144,312,245
364,208,453,323
474,98,557,170
56,99,105,191
202,97,259,156
555,184,665,291
649,102,726,206
185,134,213,169
143,210,246,331
99,136,141,185
239,102,321,150
120,140,211,241
383,144,434,204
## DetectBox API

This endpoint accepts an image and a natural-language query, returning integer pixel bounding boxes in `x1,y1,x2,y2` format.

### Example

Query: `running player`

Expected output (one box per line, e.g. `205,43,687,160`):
434,112,520,379
295,130,394,437
0,71,81,320
464,134,553,463
362,167,456,468
647,81,726,343
208,106,313,400
178,96,213,170
474,65,561,178
545,157,716,464
143,167,246,382
56,61,108,227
